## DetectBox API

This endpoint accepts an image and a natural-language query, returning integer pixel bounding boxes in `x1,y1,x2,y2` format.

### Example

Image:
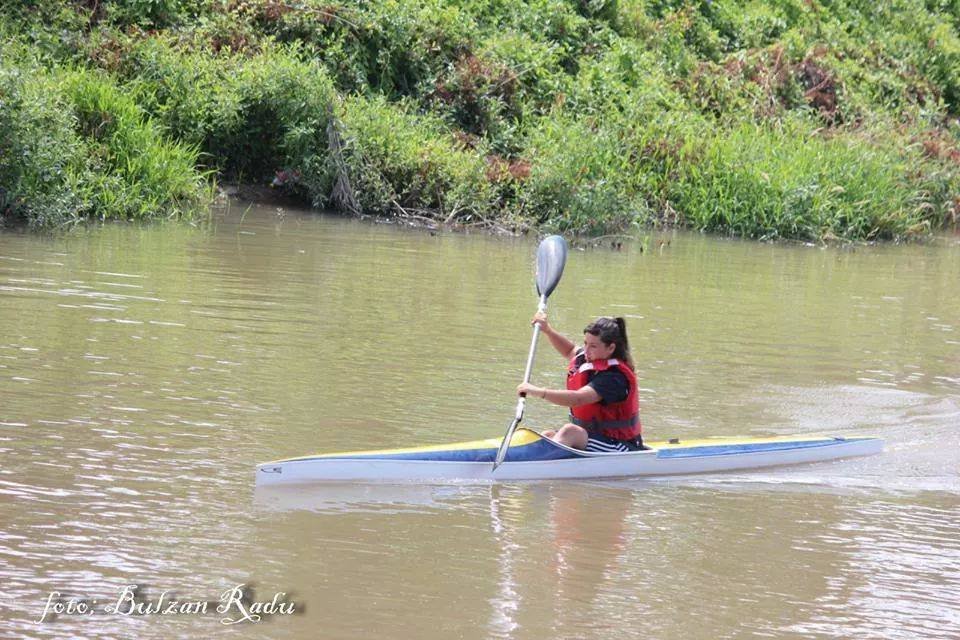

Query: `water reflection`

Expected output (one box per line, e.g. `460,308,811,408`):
488,485,522,638
248,478,960,639
253,482,484,515
789,499,960,639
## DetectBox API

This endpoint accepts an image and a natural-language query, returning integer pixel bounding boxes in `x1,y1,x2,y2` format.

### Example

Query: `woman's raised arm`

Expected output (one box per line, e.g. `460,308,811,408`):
532,312,577,361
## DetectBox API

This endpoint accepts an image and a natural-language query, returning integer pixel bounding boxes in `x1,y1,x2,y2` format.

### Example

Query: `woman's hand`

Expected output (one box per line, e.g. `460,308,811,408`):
517,382,545,399
531,311,552,333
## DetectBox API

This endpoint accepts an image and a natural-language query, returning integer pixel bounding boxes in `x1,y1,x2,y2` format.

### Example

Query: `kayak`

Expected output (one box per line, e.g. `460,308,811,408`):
255,427,883,485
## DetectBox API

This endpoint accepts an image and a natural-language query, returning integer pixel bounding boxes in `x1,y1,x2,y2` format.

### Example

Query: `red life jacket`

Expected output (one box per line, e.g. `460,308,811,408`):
566,353,641,440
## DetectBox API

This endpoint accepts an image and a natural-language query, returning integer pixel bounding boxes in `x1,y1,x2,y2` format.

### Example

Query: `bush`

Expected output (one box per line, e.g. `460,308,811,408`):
517,112,650,234
0,60,85,226
0,56,208,227
336,95,495,220
658,117,957,240
476,30,566,115
101,0,205,28
119,38,335,189
4,0,960,239
563,39,683,117
63,68,207,220
245,0,480,96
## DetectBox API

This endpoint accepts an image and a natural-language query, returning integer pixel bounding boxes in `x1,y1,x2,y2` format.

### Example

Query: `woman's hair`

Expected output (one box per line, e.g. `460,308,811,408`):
584,316,634,370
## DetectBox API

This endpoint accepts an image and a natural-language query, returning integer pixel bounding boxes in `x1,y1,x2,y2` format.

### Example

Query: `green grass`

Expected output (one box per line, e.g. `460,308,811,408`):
663,118,947,240
337,94,495,220
0,53,208,227
65,68,208,221
2,0,960,238
114,37,338,203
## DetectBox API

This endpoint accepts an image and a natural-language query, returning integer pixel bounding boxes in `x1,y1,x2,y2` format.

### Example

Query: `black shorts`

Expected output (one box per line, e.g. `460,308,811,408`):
585,434,645,453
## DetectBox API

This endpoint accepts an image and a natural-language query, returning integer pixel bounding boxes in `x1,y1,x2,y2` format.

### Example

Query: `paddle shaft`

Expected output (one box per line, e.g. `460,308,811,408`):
493,295,547,469
522,298,547,385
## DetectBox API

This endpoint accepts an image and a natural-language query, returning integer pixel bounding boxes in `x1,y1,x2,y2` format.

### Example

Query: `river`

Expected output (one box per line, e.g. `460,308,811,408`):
2,202,958,639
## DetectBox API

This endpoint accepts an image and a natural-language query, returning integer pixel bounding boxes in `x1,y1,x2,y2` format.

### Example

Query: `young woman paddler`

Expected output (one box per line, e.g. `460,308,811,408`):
516,314,644,452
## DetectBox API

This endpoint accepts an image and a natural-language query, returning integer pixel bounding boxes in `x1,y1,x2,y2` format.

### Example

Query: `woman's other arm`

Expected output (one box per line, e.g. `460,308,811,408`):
517,383,600,407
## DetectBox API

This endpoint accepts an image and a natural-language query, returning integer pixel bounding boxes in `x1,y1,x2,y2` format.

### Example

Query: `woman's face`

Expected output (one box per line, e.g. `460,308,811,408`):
583,332,616,362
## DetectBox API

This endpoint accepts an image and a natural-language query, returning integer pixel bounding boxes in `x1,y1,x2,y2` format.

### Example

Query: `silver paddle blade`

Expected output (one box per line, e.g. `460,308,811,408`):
535,235,567,298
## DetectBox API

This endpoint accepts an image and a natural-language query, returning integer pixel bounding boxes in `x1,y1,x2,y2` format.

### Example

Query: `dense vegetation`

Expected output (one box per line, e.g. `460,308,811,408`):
2,1,960,240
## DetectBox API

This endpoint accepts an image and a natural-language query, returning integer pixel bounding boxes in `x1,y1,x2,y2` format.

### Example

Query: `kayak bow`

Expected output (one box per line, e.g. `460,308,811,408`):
255,428,883,485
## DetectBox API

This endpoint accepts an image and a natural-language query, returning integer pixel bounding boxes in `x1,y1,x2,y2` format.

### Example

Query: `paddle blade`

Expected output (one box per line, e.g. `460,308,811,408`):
492,417,520,470
535,235,568,298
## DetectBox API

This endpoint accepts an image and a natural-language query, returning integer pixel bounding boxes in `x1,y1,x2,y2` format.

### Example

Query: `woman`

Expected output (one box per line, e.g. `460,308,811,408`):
517,313,643,452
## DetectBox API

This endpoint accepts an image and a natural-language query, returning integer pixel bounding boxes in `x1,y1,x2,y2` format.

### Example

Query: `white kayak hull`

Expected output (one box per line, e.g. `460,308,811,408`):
256,428,883,485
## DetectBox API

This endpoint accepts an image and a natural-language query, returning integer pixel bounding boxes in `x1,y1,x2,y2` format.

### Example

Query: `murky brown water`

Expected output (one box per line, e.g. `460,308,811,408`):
2,203,959,639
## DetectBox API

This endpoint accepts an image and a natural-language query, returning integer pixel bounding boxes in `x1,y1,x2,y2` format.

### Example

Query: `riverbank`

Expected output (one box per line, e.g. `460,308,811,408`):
2,1,960,241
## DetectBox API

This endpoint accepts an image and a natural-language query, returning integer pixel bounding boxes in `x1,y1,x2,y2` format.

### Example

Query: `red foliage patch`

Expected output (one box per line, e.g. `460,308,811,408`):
261,1,295,22
452,130,479,150
434,55,517,106
485,156,531,182
916,131,960,165
507,159,531,180
797,59,837,117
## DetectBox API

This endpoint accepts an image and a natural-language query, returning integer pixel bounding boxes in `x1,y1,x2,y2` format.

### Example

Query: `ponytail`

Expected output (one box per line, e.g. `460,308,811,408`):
614,317,633,370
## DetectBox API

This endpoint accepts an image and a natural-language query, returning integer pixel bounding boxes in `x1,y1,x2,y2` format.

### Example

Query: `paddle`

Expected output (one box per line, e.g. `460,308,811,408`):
493,234,568,471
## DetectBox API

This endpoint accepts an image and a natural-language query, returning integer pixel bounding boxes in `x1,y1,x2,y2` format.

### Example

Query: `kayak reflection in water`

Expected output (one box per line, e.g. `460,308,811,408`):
516,313,645,453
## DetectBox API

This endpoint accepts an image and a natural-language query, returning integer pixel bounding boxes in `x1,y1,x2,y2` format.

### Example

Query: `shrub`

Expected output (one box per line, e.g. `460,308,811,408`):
101,0,203,28
0,60,85,226
5,0,960,239
119,38,335,188
659,117,957,240
517,112,649,234
336,95,495,220
0,57,208,227
272,0,481,97
63,68,207,220
563,39,683,117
